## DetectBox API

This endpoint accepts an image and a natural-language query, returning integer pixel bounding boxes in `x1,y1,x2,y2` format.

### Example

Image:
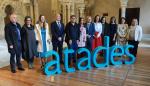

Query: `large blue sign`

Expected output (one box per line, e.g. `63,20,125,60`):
43,36,135,76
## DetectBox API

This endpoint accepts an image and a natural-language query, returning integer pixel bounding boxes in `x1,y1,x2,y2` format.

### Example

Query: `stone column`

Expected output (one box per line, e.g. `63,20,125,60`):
32,0,39,24
71,1,75,15
62,4,67,24
79,7,85,18
120,0,128,18
67,3,71,22
30,4,34,20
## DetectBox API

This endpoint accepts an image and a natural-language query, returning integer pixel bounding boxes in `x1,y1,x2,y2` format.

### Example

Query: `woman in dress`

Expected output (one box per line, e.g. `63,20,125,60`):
34,15,51,69
117,17,128,62
109,16,117,47
92,15,102,50
117,17,128,46
77,17,86,59
78,17,86,48
21,16,37,69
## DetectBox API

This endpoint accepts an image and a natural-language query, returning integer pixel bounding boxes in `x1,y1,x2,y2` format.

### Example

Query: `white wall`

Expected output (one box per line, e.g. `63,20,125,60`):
140,0,150,34
128,0,150,34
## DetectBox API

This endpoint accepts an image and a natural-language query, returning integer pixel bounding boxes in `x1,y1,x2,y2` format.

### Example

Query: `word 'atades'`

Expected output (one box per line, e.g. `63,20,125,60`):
43,36,135,76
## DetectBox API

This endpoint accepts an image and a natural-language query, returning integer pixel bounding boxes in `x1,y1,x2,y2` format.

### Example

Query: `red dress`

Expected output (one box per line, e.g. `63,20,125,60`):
92,32,102,50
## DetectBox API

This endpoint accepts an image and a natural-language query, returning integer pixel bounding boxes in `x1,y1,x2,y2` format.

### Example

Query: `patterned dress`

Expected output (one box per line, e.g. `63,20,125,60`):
117,24,128,46
78,25,86,48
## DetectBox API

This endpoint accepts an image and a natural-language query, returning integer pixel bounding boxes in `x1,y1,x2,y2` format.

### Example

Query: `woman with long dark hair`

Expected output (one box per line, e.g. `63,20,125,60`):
92,15,102,50
34,15,51,70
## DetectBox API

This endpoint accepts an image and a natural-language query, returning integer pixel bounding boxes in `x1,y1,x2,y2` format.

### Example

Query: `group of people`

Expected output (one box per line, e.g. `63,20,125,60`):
4,13,142,73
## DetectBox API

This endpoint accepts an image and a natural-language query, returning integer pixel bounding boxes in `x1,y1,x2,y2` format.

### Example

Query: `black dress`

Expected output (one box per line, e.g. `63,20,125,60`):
21,25,37,63
109,24,117,46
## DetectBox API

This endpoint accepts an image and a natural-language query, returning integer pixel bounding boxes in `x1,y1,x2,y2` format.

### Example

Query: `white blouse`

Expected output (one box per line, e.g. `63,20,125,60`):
94,22,102,37
129,25,143,41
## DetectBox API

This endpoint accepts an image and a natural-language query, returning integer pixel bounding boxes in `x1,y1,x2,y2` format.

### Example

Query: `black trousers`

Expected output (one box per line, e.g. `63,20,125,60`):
128,40,139,57
110,35,115,47
9,41,22,71
27,57,34,64
66,40,78,65
52,41,63,64
86,37,93,51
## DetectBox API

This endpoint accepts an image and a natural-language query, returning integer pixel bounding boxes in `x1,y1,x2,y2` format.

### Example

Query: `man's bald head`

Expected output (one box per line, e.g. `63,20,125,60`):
56,13,61,21
9,13,17,24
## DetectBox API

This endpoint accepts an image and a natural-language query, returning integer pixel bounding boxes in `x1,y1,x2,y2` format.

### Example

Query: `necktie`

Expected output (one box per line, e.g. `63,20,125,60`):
15,24,21,41
58,22,61,30
87,23,90,32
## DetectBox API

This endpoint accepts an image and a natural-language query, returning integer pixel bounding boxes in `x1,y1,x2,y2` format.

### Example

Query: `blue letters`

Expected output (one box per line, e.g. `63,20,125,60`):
63,48,76,73
44,50,62,76
77,48,91,70
92,36,109,68
43,36,136,76
124,45,136,65
110,45,124,65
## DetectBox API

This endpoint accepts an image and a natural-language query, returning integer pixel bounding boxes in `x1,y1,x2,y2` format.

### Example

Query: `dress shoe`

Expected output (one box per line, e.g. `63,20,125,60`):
11,70,16,73
18,68,25,71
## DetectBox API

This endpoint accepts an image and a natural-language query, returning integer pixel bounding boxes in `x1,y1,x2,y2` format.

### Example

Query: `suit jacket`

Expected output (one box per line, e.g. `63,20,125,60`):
65,22,80,43
51,21,64,43
85,22,95,38
102,23,109,36
4,22,22,53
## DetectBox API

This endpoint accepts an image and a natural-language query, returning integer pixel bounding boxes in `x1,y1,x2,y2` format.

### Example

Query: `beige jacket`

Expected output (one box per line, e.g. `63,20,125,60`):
34,23,51,52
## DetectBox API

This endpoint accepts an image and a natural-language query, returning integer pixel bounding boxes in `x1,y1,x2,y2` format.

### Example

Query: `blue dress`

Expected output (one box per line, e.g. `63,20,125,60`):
39,28,47,57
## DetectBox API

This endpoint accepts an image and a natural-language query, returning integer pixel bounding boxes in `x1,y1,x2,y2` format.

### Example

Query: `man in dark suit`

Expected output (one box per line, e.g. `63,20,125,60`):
85,16,95,51
51,13,65,64
4,14,25,73
65,15,80,66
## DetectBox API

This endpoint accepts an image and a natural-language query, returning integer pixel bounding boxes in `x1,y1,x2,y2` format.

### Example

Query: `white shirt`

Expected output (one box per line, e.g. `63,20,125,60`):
94,22,102,37
129,25,143,41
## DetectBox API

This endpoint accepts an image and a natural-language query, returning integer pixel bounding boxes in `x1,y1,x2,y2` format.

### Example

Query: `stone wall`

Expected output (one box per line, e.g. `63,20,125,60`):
0,0,30,39
90,0,120,23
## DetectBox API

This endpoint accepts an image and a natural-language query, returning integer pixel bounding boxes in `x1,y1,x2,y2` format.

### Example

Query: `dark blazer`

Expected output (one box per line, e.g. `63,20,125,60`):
4,22,22,53
65,22,80,44
109,23,117,37
102,23,110,36
85,22,95,38
51,21,65,43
